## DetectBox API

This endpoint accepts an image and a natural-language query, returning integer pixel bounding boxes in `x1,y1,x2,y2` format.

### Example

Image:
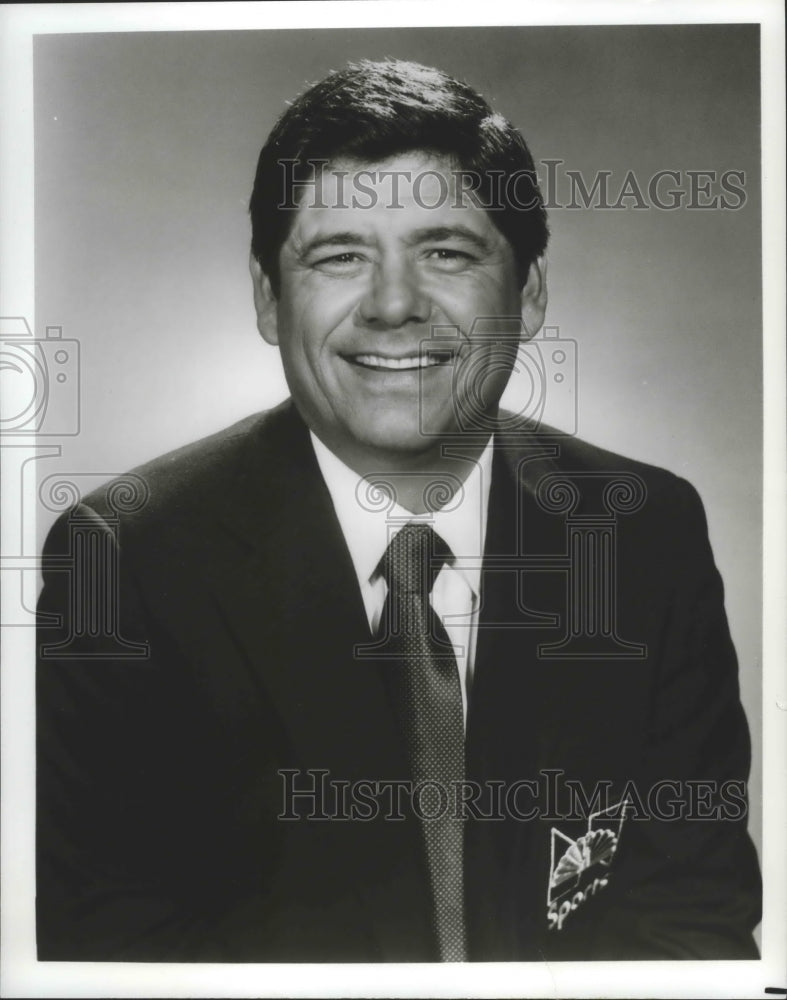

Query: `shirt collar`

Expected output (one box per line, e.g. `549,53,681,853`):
310,432,494,598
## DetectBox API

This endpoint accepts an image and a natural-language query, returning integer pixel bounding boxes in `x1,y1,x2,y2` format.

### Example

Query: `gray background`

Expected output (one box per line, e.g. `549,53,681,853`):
34,25,762,861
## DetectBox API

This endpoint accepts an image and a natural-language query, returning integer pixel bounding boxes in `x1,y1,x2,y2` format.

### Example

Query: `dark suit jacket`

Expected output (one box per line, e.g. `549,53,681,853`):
36,400,761,961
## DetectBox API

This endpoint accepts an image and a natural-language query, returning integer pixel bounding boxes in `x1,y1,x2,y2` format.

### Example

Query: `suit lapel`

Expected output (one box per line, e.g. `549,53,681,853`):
464,434,564,958
197,402,435,958
466,428,658,958
204,403,397,778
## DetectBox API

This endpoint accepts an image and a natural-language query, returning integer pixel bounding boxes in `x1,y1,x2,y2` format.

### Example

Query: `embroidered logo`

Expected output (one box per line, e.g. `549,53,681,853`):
547,796,631,931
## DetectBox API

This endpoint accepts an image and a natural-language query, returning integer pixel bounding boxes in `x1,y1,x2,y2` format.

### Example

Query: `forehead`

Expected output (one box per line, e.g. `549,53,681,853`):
286,152,505,245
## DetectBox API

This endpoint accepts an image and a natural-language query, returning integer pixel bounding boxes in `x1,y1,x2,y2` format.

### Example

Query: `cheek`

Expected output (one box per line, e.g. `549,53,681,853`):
428,274,521,323
280,283,358,353
474,275,522,313
275,301,319,361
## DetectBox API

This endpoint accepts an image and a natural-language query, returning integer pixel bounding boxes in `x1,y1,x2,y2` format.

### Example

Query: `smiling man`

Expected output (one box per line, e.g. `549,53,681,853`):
250,149,546,509
36,59,760,963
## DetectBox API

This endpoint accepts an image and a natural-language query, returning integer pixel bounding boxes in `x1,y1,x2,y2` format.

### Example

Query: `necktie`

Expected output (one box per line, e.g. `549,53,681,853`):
379,524,467,962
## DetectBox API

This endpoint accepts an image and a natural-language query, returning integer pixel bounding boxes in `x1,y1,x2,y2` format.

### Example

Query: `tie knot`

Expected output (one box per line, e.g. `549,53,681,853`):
379,524,451,596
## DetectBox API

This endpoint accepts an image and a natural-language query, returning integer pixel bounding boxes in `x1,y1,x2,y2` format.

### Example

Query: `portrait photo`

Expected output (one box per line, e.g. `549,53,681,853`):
1,3,784,998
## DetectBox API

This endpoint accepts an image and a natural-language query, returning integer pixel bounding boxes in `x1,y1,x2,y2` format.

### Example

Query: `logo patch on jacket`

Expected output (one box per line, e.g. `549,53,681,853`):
547,797,631,931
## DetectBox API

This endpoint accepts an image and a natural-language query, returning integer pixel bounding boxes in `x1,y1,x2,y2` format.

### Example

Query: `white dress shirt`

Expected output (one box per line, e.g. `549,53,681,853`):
310,432,494,724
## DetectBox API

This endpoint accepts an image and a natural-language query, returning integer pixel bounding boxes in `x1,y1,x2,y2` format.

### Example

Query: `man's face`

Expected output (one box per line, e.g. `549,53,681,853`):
251,153,546,468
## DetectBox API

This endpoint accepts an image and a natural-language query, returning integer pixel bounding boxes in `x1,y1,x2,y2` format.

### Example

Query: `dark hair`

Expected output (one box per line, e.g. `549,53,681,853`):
249,58,548,293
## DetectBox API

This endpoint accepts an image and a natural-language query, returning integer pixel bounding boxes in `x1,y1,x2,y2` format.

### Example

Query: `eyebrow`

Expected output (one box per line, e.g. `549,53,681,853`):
296,232,373,258
406,226,493,253
295,225,494,260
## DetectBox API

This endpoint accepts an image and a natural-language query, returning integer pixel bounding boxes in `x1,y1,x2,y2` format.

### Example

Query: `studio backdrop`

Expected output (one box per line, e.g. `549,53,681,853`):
32,23,762,860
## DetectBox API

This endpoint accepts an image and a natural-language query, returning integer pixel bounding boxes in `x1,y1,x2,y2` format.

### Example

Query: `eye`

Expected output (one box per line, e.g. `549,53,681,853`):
312,251,366,274
425,247,477,271
323,252,361,264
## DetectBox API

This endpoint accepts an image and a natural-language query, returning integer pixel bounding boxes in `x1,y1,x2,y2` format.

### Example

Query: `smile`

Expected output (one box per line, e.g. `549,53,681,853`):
348,352,453,371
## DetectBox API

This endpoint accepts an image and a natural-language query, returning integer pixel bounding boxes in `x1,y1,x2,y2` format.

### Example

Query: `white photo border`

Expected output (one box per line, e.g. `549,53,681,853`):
1,2,784,997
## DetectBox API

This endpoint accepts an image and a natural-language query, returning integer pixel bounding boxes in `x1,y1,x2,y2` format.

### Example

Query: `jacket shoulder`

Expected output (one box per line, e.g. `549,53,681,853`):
498,416,699,508
77,401,293,526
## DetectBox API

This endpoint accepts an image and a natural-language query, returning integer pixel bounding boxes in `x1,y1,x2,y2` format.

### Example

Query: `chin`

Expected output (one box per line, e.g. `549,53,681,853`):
363,401,460,447
358,421,462,460
360,431,434,458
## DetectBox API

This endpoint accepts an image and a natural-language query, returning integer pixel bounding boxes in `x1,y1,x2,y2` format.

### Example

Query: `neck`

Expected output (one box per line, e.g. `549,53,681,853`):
318,433,493,515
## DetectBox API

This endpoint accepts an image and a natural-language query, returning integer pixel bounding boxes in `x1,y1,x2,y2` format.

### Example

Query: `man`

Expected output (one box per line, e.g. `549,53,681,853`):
36,59,761,962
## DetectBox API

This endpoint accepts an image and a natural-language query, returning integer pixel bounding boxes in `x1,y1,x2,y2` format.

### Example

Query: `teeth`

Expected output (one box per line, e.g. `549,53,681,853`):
353,354,447,370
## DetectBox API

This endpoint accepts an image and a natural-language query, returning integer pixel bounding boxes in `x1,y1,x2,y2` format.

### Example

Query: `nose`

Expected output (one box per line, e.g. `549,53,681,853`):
357,256,430,328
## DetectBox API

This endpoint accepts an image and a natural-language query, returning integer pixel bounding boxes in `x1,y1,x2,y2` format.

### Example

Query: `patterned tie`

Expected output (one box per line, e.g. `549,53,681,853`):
378,523,467,961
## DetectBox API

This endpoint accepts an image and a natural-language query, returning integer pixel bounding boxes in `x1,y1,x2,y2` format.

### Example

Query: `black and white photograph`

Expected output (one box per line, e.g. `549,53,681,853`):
1,2,784,997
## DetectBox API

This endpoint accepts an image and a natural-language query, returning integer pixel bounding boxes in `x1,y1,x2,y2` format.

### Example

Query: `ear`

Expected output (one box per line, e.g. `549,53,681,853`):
249,253,279,345
519,255,548,341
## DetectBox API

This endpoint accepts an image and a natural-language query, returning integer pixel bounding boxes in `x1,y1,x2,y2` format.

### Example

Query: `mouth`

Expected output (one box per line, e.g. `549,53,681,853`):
346,349,455,372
